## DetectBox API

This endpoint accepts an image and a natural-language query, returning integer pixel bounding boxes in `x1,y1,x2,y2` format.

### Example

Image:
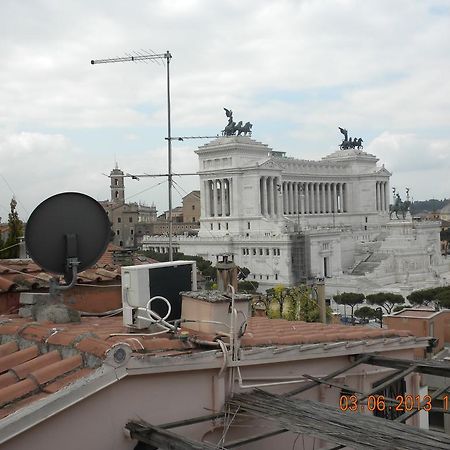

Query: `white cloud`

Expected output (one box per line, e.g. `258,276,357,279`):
0,0,449,214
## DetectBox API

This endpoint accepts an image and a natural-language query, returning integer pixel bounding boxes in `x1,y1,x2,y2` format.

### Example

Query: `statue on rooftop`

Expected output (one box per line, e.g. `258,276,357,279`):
338,127,363,150
222,108,252,136
389,190,411,220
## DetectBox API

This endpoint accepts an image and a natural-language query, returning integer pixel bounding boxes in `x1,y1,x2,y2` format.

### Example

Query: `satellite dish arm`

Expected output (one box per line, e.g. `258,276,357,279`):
49,233,80,294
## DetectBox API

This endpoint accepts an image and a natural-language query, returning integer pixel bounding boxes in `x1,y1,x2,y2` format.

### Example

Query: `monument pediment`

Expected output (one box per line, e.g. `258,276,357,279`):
376,166,392,176
257,159,282,170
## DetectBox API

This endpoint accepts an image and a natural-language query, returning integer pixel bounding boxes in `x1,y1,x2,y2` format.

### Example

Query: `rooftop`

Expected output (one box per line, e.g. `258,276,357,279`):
0,313,421,422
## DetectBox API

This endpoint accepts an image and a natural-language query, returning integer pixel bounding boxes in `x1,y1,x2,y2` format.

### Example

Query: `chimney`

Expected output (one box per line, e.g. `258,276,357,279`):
216,254,238,292
180,290,251,334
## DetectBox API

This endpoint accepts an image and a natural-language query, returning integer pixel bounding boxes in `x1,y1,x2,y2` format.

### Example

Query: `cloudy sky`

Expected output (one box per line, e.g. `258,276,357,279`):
1,0,449,220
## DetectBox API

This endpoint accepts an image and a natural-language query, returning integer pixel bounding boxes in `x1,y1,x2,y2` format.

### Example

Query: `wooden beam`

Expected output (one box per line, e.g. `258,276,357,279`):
367,355,450,377
158,412,225,429
284,354,371,397
358,365,417,402
395,384,450,424
126,421,218,450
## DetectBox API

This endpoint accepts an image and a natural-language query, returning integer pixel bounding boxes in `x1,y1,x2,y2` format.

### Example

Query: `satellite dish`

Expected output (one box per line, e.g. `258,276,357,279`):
26,192,112,289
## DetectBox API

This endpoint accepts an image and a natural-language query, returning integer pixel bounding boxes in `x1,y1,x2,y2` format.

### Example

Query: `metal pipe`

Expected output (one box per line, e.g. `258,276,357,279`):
166,51,173,261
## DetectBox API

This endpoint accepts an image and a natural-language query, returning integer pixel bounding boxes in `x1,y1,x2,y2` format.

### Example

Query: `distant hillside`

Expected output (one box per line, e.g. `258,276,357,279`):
410,198,450,214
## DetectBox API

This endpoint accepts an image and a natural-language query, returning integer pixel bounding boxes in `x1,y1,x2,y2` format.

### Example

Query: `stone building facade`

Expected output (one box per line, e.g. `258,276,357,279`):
100,165,157,248
142,136,448,295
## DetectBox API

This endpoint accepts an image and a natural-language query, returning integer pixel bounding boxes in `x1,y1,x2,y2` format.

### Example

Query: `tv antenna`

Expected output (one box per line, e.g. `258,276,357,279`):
25,192,111,293
91,50,219,261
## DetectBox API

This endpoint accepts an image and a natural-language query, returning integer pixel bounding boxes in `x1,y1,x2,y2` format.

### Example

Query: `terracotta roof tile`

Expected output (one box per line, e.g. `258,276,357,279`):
240,317,413,347
0,276,17,293
30,355,82,386
0,372,18,389
11,350,61,380
0,341,18,357
75,337,112,358
0,392,49,420
0,346,40,373
43,368,94,394
19,324,52,342
0,378,38,407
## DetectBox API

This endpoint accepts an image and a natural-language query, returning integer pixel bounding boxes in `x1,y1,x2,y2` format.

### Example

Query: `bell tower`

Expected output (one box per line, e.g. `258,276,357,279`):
110,163,125,204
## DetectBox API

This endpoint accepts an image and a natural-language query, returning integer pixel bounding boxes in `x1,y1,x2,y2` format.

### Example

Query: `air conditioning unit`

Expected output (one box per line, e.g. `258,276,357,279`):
121,261,197,329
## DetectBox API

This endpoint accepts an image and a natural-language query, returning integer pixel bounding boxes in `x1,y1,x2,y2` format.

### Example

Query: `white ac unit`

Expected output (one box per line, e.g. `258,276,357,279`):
121,261,197,329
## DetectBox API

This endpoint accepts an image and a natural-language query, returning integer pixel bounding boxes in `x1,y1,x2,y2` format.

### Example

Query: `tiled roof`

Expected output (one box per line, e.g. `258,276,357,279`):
0,313,417,422
0,244,158,295
0,259,121,294
0,315,197,419
241,316,413,347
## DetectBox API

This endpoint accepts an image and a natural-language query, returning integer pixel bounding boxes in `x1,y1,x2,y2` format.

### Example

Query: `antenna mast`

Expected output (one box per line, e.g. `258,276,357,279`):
91,50,176,261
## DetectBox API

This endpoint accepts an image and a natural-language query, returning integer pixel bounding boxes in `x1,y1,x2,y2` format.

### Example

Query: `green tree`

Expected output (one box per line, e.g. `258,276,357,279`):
354,306,377,321
1,198,23,259
435,288,450,309
333,292,365,319
365,292,405,314
266,285,289,318
407,287,441,306
285,285,332,322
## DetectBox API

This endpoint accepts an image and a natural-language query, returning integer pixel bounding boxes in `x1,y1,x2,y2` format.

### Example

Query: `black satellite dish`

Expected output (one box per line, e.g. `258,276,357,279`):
26,192,111,290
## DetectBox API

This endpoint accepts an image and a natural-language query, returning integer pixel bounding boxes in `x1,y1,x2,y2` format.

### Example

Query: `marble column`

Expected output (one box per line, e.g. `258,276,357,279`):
306,183,310,214
320,183,325,213
269,177,275,217
342,183,346,212
292,183,297,214
220,179,226,216
300,183,305,214
282,182,286,214
381,181,385,211
376,181,380,211
212,179,218,216
262,177,268,217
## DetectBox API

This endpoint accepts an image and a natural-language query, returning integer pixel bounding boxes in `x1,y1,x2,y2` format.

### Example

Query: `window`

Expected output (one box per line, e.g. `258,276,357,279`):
130,229,134,235
218,223,221,230
259,275,262,280
226,223,229,230
277,249,281,256
192,217,196,223
242,248,246,255
115,179,119,186
259,248,263,255
210,223,213,230
119,240,123,246
247,222,251,229
252,248,256,255
266,248,270,255
129,217,133,223
116,230,120,235
273,248,276,256
275,274,278,280
115,191,119,198
118,217,121,223
266,275,269,280
192,205,195,210
365,216,368,223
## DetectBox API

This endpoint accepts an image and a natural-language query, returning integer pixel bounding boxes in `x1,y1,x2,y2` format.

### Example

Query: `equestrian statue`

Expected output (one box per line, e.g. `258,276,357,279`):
389,187,411,220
